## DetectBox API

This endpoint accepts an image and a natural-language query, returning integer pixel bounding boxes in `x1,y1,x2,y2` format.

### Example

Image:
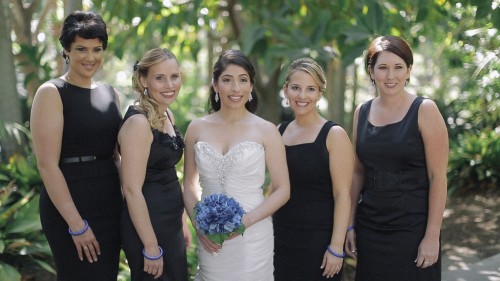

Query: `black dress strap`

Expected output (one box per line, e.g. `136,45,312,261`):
278,121,291,135
311,120,337,145
318,120,338,137
279,120,339,143
165,110,174,124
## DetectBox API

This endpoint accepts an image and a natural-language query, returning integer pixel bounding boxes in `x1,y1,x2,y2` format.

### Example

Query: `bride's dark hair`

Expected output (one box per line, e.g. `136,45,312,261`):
208,49,258,113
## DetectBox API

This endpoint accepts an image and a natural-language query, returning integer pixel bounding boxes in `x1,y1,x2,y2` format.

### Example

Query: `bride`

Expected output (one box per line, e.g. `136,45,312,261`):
183,49,290,281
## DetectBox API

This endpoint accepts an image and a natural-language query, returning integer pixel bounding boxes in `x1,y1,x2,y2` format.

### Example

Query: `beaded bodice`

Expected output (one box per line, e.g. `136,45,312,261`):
194,141,265,212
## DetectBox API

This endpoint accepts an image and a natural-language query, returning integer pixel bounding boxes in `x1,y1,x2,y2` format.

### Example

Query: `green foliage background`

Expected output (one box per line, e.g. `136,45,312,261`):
1,0,498,280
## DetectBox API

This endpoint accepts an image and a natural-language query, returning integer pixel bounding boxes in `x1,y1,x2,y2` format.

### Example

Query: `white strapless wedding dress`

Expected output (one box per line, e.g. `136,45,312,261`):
194,141,274,281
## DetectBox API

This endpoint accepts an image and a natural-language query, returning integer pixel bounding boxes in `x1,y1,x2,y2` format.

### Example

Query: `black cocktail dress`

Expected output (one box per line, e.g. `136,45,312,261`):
121,106,188,281
274,121,342,281
355,96,441,281
39,78,123,281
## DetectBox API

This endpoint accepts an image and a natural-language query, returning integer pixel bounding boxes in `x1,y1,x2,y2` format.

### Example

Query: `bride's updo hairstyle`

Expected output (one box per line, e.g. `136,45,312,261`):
132,48,179,131
209,49,258,113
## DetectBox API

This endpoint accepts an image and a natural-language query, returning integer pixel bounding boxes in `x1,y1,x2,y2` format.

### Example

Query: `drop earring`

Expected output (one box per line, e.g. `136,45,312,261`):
215,93,219,102
248,93,253,102
61,51,69,65
143,88,149,96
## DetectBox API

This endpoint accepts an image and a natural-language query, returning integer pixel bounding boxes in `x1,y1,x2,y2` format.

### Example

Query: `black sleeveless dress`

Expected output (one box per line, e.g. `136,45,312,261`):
274,121,342,281
355,96,441,281
39,78,123,281
120,106,188,281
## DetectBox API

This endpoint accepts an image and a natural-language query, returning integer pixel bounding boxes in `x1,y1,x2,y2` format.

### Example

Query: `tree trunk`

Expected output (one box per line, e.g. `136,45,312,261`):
254,71,281,125
0,0,22,123
348,63,359,136
10,0,40,106
326,58,346,127
223,0,282,124
64,0,82,14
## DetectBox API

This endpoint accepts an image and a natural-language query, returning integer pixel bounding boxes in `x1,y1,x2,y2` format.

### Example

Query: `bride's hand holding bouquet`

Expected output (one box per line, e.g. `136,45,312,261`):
194,194,246,253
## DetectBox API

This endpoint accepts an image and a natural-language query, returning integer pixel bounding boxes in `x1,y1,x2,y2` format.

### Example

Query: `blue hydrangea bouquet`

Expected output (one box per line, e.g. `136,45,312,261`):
194,193,246,244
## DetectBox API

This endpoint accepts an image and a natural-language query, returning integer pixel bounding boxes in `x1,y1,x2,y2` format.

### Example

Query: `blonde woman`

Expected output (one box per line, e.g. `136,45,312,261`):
119,48,190,281
273,58,353,280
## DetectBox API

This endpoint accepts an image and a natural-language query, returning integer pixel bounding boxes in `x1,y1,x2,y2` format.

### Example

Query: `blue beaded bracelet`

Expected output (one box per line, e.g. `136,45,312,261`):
327,245,346,258
347,225,355,231
68,220,89,236
142,246,164,260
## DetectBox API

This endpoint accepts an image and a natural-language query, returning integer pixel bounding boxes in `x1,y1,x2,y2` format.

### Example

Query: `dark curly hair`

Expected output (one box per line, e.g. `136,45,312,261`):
59,11,108,60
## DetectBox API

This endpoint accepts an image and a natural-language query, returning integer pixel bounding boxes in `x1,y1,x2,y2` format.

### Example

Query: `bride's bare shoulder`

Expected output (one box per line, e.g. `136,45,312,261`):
188,114,217,128
248,114,270,125
248,115,280,137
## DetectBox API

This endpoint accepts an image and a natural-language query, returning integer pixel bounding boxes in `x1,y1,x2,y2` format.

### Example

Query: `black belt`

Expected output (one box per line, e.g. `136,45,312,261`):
364,167,429,191
60,155,113,164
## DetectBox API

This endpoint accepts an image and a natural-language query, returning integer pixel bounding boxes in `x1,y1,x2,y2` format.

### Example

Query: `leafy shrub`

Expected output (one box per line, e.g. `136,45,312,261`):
448,130,499,195
441,22,499,195
0,121,54,280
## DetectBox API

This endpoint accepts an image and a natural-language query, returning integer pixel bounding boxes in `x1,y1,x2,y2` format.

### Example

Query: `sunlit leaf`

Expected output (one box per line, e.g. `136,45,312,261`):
0,262,21,281
5,195,42,234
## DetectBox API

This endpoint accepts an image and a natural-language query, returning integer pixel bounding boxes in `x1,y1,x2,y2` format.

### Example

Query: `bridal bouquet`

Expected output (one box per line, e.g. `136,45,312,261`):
194,193,246,244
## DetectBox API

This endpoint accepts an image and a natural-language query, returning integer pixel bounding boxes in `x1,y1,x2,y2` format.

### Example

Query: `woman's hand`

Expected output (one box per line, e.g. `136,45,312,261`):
345,230,357,259
71,226,100,263
143,246,163,279
415,235,440,268
321,249,344,278
227,216,247,240
196,230,222,254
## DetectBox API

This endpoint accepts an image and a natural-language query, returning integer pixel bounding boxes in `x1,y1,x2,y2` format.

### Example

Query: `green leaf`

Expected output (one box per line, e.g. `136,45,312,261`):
0,262,21,281
473,0,492,19
362,1,384,34
492,8,500,29
240,25,266,54
235,224,245,235
32,259,56,274
206,233,231,245
416,7,429,22
341,26,372,45
0,189,36,225
341,43,367,68
5,195,42,234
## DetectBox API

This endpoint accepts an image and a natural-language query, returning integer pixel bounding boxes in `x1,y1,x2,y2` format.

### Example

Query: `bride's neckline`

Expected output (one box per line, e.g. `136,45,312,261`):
195,141,262,157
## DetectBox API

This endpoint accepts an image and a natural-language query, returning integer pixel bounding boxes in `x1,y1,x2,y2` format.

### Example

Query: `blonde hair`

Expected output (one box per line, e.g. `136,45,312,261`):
132,48,178,131
284,57,327,93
